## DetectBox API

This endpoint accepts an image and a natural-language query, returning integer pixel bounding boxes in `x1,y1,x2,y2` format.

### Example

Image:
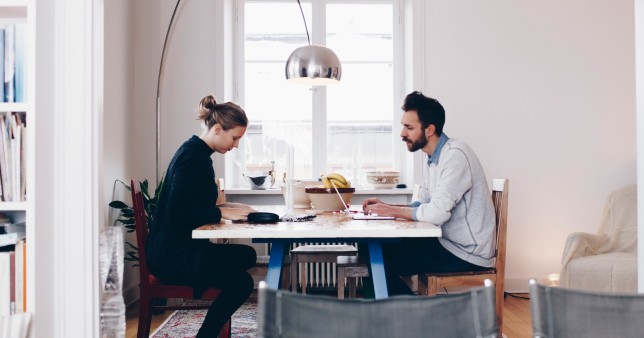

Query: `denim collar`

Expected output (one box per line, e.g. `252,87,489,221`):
427,133,449,165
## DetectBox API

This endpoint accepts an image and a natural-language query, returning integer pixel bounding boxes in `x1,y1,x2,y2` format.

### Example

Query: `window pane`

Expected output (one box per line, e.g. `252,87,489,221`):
326,3,395,187
243,2,314,181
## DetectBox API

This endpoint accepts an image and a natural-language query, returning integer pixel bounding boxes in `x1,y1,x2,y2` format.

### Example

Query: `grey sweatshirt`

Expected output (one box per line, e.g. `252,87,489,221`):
412,135,496,267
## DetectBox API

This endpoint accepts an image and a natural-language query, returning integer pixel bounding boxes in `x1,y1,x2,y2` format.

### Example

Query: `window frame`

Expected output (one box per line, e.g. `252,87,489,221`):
231,0,407,189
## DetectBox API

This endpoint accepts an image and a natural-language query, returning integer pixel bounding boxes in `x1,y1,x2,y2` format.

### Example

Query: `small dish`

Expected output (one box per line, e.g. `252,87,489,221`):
247,212,280,223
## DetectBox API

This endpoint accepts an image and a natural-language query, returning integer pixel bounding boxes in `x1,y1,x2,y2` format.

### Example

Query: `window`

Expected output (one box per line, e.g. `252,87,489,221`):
233,0,403,188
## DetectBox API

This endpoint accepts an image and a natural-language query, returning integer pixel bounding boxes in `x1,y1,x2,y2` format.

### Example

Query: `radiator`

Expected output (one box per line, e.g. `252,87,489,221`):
290,242,361,290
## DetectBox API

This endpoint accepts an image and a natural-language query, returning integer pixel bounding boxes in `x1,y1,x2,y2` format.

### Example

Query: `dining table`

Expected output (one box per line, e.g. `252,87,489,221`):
192,205,441,299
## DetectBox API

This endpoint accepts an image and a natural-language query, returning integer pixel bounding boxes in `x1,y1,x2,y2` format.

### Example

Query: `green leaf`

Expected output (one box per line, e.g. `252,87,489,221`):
109,200,129,209
116,179,131,191
119,218,135,225
121,209,134,217
125,242,138,250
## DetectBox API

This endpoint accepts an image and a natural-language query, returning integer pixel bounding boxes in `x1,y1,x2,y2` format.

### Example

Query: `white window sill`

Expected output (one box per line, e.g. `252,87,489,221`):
226,188,413,196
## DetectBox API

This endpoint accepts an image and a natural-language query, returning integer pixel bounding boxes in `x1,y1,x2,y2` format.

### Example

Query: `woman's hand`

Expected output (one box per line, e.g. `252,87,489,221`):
219,203,256,221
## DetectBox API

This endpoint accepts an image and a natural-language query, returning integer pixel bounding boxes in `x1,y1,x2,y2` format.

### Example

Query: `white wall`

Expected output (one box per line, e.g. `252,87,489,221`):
104,0,140,305
133,0,637,292
158,0,222,177
424,0,636,289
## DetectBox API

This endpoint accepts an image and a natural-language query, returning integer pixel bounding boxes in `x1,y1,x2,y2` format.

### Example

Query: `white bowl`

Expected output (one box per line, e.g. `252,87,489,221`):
305,187,355,211
365,171,400,189
281,179,322,208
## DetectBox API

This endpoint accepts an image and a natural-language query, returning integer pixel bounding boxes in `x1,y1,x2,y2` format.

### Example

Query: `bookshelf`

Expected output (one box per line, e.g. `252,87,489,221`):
0,0,32,334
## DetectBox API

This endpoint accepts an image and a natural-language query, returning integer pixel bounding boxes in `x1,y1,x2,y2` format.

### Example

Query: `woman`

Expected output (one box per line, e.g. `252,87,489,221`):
147,95,257,337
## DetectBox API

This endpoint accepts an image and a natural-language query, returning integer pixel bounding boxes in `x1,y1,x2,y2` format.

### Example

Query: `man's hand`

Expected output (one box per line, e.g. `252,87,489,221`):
362,198,384,210
362,198,414,220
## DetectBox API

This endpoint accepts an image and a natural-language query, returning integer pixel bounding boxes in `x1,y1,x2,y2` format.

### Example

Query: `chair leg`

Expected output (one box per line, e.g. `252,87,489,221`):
337,267,346,299
218,318,232,338
496,277,505,337
428,276,438,295
291,257,298,293
349,278,357,298
418,275,428,295
281,265,290,290
300,264,307,295
137,296,152,338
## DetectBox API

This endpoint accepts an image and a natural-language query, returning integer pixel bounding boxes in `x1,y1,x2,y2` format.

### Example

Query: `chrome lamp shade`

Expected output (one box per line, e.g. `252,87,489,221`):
285,45,342,85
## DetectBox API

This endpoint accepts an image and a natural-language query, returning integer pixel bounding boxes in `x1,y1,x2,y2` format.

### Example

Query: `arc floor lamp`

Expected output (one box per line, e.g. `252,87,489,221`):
156,0,342,182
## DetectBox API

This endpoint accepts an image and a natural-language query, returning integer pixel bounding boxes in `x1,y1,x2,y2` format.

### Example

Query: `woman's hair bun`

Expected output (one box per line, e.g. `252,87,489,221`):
200,95,218,111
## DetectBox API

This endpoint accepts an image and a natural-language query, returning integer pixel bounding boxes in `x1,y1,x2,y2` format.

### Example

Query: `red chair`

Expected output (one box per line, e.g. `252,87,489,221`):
131,180,231,338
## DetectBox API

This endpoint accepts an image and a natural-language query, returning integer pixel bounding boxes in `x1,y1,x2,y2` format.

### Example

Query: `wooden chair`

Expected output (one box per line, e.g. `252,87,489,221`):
259,279,499,338
336,255,369,299
335,184,421,298
130,180,231,338
418,178,509,335
290,244,358,294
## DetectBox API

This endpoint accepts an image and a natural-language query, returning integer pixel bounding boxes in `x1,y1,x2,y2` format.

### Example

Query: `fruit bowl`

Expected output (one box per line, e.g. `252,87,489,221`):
305,187,355,211
365,171,400,189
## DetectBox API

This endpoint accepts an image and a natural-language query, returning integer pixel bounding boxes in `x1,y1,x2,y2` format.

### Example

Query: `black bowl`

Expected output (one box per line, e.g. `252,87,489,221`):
247,212,280,223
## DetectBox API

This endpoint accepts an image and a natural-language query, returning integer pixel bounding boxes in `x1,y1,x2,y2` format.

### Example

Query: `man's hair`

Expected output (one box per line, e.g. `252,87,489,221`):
401,91,445,136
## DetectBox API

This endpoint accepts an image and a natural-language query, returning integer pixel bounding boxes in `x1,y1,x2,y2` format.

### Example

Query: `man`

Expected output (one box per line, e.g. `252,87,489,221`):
362,91,496,295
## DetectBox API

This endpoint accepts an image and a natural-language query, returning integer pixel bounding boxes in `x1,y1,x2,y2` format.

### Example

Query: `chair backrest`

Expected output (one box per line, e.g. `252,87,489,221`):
258,280,499,338
529,279,644,337
491,179,509,274
130,180,151,286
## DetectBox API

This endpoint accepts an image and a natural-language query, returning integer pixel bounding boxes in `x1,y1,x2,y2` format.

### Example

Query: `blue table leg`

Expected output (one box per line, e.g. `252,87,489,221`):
265,241,285,289
368,240,389,299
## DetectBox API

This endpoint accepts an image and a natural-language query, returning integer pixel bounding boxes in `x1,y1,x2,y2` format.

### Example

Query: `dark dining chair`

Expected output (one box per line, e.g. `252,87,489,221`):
258,279,499,338
130,180,231,338
529,279,644,338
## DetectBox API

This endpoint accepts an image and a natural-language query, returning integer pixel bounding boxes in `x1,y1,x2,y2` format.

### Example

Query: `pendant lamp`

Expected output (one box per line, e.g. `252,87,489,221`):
285,0,342,84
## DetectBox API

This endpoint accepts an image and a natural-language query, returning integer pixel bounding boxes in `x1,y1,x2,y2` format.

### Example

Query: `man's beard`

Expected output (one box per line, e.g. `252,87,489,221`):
403,133,428,152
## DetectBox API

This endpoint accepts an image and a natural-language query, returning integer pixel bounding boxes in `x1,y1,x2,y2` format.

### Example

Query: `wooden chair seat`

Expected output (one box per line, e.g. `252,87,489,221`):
290,244,358,294
336,255,369,299
418,178,509,338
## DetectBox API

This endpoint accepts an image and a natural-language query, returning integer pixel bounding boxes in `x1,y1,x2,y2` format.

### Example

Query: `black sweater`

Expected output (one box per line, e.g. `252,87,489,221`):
146,135,222,278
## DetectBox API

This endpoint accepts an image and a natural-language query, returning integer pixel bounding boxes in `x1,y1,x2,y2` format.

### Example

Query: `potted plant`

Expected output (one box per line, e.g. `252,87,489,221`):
108,176,164,266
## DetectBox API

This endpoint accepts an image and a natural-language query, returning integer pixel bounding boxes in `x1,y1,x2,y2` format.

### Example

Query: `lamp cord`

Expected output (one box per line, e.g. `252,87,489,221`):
156,0,182,184
296,0,311,45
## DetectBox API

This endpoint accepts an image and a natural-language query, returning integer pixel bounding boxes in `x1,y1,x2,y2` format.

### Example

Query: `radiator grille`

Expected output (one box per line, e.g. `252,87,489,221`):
291,242,361,290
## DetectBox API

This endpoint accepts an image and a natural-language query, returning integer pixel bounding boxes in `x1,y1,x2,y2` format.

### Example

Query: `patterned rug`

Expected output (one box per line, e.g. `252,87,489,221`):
151,300,257,338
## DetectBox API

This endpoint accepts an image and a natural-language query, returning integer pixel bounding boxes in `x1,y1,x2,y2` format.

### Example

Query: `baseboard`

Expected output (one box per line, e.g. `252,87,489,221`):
504,278,531,294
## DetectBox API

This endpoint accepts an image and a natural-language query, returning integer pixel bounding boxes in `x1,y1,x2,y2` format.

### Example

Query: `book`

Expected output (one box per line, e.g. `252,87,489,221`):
0,252,11,317
14,240,24,313
0,115,11,202
0,233,23,248
9,251,14,315
14,24,24,103
0,28,5,102
3,24,14,103
0,312,31,338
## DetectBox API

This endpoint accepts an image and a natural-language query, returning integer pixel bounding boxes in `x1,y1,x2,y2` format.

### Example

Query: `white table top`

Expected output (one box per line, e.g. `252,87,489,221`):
192,205,441,239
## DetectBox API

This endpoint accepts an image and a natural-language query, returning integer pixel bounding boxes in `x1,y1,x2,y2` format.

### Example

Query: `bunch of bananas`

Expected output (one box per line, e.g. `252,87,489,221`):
321,173,351,189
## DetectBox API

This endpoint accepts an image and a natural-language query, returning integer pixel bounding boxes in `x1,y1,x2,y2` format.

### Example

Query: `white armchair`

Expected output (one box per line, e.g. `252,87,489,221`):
560,184,637,293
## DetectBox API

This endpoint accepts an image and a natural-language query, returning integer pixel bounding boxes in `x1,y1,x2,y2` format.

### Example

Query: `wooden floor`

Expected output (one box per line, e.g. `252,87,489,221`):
125,292,532,338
